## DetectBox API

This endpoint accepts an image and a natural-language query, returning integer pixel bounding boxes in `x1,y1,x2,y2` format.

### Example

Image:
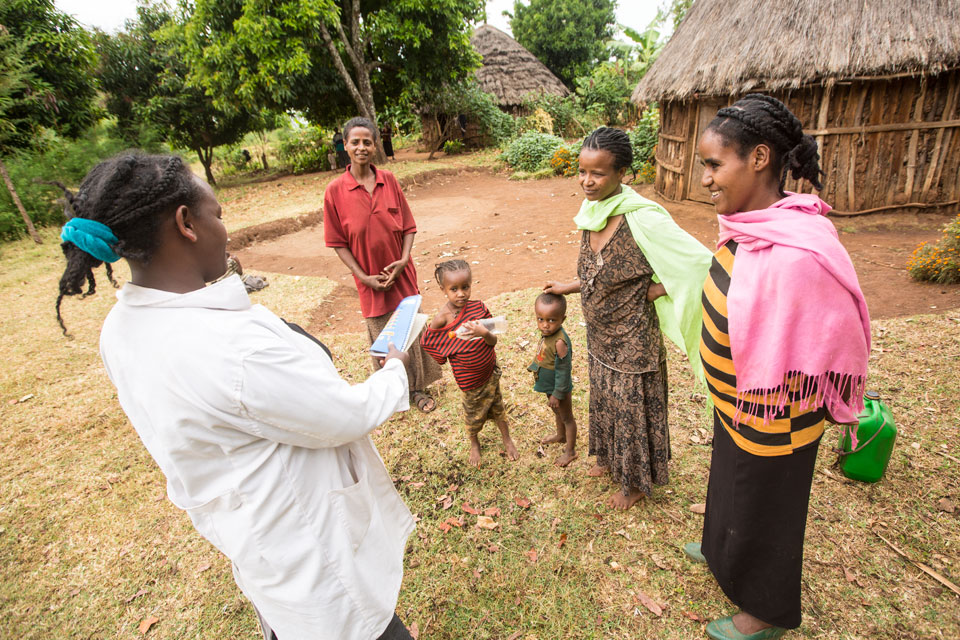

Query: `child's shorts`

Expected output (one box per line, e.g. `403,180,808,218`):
462,365,505,435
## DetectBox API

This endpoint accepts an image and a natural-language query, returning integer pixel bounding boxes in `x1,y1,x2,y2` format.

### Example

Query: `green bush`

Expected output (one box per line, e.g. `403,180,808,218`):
0,122,133,240
575,62,634,126
277,126,331,174
500,132,564,172
443,139,464,155
630,105,659,175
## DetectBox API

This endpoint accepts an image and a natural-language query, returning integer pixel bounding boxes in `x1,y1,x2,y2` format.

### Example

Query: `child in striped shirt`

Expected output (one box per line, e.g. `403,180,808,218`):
420,260,519,466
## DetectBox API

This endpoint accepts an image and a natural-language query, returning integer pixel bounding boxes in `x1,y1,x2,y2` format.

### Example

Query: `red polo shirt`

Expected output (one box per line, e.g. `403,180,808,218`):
323,166,420,318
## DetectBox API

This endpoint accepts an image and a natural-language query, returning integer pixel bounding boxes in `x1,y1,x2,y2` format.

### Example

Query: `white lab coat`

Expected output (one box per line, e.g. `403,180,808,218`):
99,276,415,640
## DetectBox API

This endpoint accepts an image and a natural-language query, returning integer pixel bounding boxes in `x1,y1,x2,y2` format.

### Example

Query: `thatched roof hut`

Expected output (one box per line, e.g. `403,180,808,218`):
632,0,960,215
470,24,569,110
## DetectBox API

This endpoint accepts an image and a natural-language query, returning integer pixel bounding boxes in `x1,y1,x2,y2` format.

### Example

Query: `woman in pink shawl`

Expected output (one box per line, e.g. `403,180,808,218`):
685,95,870,640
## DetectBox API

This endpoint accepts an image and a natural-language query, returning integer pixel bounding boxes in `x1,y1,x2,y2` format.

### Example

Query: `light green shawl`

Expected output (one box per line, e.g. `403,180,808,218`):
574,187,712,383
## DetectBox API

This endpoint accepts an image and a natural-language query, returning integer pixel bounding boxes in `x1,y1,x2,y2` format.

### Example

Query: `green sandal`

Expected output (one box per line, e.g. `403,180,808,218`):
682,542,707,564
706,616,786,640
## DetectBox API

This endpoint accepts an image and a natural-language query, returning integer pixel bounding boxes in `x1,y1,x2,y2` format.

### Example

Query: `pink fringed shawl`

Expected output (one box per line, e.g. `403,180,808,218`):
718,193,871,427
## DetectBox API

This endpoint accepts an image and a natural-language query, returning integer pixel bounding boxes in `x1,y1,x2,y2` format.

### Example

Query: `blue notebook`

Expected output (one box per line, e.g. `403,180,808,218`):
369,295,427,356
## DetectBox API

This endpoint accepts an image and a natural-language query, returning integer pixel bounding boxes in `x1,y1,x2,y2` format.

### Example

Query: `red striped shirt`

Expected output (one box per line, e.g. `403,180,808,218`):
420,300,497,391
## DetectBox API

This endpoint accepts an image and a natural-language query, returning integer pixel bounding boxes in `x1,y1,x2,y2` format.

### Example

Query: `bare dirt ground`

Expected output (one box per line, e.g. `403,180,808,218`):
234,171,960,333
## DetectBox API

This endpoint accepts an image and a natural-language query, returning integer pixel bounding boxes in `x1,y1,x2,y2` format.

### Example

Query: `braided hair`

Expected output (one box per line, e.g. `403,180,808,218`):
706,94,824,193
55,153,201,334
434,259,471,287
581,127,634,177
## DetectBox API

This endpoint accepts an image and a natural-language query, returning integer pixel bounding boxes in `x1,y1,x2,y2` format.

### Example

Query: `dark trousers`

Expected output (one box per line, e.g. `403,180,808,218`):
258,612,412,640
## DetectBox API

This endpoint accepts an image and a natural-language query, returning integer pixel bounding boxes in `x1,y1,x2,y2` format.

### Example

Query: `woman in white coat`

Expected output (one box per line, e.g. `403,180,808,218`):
55,153,417,640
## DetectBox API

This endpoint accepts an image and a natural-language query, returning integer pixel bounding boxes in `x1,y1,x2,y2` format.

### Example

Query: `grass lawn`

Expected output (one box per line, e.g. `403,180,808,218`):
1,228,958,637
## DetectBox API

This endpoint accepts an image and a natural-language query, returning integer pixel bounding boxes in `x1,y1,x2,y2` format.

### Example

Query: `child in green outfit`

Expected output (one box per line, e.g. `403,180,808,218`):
528,292,578,467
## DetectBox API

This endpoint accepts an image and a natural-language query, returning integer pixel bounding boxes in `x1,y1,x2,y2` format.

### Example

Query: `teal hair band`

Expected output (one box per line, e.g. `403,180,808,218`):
60,218,121,263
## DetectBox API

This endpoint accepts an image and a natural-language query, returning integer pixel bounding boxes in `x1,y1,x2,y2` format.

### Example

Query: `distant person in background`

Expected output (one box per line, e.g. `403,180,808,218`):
380,123,395,160
333,130,348,169
323,117,441,413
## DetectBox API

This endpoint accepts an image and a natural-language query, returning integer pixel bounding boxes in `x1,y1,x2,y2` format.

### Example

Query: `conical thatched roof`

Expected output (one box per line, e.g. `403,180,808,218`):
471,24,570,106
633,0,960,102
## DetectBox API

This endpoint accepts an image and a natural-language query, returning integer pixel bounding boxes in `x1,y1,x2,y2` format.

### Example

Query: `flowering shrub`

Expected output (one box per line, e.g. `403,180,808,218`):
637,160,657,184
907,212,960,284
443,139,464,155
549,146,578,176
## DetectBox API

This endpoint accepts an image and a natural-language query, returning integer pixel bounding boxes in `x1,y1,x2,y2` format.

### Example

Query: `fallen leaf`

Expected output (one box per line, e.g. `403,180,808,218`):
689,503,706,515
476,515,499,530
506,632,523,640
125,588,148,603
473,568,482,579
843,566,857,584
682,610,706,622
445,516,464,528
650,554,669,571
438,522,452,533
524,548,538,563
138,616,159,634
408,481,425,489
18,393,34,403
447,484,459,493
938,497,956,513
196,563,211,574
515,497,531,509
634,590,662,617
690,434,701,444
614,529,631,540
487,544,500,553
441,496,453,510
558,533,568,548
409,622,420,639
483,507,501,517
462,502,481,515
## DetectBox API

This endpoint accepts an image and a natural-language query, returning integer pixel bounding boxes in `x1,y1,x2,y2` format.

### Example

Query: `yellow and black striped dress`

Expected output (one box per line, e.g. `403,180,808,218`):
698,240,826,630
700,241,825,456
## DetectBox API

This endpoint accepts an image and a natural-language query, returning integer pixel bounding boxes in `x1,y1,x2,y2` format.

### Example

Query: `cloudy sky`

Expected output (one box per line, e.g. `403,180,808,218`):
56,0,664,37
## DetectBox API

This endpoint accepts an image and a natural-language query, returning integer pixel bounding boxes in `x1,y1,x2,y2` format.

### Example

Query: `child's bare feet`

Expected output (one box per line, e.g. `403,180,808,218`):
501,435,519,461
541,433,565,445
554,449,578,467
587,464,609,477
607,488,645,510
468,433,482,467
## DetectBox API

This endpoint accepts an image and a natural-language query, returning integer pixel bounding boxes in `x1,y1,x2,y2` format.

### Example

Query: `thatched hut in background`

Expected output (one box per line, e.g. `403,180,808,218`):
632,0,960,215
471,24,569,113
421,25,569,150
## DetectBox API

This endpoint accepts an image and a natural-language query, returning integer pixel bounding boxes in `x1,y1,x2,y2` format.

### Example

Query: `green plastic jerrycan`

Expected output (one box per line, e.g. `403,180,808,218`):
837,391,897,483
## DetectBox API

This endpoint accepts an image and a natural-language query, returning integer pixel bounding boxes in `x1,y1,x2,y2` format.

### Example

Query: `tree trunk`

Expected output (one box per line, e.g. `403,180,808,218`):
317,5,387,164
256,131,270,170
0,157,42,244
196,147,217,185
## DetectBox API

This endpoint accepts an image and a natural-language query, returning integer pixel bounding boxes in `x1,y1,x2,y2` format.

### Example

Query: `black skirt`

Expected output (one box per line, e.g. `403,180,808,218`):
701,411,821,629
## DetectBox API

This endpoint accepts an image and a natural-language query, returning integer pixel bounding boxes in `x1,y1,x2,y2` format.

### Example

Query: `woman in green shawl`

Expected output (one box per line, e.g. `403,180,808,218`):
545,127,711,509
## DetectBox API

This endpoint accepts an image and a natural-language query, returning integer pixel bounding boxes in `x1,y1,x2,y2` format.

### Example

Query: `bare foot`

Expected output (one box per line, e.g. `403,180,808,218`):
468,441,481,467
554,450,578,467
587,464,609,477
606,488,645,510
541,433,566,445
732,611,773,634
501,435,519,461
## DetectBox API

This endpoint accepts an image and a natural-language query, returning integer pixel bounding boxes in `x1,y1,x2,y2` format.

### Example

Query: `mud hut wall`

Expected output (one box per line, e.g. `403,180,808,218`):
654,101,694,200
777,71,960,213
653,70,960,214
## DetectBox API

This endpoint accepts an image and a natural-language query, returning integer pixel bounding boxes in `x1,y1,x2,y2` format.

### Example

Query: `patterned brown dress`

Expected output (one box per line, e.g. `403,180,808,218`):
578,219,670,496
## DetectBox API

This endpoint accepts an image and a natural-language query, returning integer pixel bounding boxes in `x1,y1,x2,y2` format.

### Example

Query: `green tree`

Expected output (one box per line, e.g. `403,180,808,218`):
0,25,49,243
96,3,262,185
508,0,617,87
181,0,484,161
0,0,99,243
